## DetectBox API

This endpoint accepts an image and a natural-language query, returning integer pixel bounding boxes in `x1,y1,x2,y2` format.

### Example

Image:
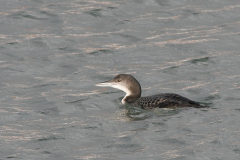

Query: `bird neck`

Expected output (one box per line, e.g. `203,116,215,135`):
122,93,140,104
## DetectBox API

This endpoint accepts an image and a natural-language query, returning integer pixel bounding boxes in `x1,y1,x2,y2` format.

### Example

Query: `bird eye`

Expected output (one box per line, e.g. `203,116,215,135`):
117,79,121,82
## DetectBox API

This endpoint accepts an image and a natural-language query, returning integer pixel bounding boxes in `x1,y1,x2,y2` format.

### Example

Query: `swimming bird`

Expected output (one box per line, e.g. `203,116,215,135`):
96,74,208,109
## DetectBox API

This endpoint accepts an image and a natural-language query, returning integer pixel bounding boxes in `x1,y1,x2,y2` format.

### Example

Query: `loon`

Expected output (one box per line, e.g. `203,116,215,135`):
95,74,208,109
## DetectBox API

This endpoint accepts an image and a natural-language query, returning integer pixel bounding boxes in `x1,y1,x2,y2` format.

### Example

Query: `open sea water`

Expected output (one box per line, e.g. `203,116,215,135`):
0,0,240,159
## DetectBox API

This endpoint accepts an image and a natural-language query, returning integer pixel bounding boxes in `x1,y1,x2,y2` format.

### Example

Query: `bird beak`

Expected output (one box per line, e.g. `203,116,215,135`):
95,80,115,87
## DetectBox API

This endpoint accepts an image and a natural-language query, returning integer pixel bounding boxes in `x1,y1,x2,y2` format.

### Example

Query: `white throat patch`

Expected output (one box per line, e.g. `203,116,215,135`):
111,84,132,105
96,82,133,105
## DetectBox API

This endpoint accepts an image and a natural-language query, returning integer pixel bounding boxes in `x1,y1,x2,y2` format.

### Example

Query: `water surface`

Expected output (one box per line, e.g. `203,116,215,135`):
0,0,240,159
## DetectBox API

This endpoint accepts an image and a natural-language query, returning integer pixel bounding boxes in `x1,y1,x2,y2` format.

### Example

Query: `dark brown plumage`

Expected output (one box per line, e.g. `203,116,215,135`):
131,93,207,109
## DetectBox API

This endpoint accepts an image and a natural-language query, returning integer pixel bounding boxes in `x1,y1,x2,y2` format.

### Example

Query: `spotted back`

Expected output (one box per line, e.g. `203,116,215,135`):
131,93,206,109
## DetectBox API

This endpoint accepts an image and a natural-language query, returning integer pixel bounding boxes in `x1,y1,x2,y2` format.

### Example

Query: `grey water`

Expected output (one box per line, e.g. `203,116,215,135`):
0,0,240,159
